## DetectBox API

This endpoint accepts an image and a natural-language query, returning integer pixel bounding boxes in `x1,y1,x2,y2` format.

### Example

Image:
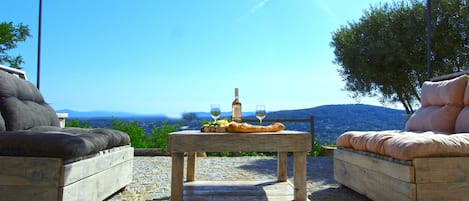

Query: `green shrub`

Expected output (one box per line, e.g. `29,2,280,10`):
65,119,92,128
111,118,178,149
309,141,336,156
311,140,324,156
207,152,232,157
147,121,178,150
112,119,149,148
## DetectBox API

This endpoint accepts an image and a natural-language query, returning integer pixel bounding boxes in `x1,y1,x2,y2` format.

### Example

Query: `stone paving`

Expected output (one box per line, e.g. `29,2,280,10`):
106,156,371,201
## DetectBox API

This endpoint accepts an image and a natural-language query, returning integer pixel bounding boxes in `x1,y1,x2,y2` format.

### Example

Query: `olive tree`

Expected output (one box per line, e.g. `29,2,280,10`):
331,0,469,114
0,22,31,69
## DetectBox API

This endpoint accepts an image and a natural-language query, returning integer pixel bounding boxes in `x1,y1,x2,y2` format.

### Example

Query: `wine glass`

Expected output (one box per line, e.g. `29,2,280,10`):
210,104,221,122
256,105,266,125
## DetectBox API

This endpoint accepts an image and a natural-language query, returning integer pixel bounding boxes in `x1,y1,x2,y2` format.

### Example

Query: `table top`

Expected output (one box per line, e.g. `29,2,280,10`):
167,130,312,153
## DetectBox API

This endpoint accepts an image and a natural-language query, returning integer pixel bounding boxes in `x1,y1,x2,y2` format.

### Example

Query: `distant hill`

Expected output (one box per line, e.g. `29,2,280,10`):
59,104,408,144
257,104,407,143
266,104,406,130
56,109,166,119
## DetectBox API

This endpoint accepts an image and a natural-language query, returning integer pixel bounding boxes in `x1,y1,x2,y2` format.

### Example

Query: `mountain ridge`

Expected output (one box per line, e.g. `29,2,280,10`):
57,103,405,120
55,109,167,119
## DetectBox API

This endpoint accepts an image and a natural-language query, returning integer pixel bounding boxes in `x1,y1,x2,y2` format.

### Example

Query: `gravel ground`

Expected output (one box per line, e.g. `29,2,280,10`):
106,156,371,201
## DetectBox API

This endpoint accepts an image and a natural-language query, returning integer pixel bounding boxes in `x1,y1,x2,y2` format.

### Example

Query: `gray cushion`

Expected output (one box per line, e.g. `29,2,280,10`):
0,114,6,131
0,71,59,130
0,71,131,159
0,126,131,159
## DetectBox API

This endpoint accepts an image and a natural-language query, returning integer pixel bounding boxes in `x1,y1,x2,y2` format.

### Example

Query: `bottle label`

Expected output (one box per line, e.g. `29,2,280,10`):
232,105,242,122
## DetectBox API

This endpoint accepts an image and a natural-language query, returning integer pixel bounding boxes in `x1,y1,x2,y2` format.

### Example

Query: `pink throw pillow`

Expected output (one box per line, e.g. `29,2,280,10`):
420,75,468,107
455,107,469,133
405,105,463,133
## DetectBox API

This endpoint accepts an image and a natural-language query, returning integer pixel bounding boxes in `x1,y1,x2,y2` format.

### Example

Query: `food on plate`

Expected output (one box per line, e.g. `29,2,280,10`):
201,119,230,132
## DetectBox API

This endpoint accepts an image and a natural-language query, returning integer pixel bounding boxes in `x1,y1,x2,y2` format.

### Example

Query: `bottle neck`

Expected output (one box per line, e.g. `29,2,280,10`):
234,88,239,100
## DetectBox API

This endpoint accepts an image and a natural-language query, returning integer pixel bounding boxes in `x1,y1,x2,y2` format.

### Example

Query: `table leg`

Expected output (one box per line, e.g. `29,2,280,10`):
293,151,307,201
187,152,196,182
171,153,184,201
277,152,288,182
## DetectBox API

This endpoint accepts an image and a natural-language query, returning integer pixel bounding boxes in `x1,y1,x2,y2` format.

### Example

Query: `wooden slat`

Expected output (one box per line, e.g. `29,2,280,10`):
334,149,469,201
417,182,469,201
0,146,133,201
183,180,310,201
62,159,133,201
334,148,415,183
184,195,295,201
0,157,132,201
334,158,416,201
167,130,311,153
414,157,469,183
61,146,134,186
0,186,59,201
0,156,62,186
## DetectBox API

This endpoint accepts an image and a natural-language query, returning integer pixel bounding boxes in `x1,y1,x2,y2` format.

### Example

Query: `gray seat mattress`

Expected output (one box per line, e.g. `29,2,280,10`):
0,126,130,159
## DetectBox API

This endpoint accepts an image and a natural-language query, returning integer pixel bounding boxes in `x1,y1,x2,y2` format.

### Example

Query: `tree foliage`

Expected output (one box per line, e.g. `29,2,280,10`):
182,112,198,123
111,118,179,149
331,0,469,114
0,22,31,68
65,119,92,128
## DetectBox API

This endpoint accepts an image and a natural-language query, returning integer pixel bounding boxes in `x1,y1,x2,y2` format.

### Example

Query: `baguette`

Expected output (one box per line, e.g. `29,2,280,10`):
227,122,285,133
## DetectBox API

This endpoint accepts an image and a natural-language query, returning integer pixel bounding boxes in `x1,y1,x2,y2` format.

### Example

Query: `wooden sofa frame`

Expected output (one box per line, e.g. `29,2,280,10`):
0,146,134,201
334,148,469,201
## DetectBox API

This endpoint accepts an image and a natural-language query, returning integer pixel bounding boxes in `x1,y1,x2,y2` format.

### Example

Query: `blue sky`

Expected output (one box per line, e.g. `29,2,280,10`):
2,0,398,117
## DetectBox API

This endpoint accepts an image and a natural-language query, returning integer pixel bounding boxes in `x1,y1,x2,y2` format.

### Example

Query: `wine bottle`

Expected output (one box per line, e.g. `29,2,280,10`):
232,88,242,122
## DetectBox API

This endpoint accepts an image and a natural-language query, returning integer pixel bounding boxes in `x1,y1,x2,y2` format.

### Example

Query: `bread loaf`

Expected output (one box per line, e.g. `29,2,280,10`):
227,122,285,133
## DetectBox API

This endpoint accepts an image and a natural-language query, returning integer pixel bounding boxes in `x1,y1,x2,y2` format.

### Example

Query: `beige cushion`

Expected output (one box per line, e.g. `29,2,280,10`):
464,79,469,105
365,132,401,155
337,130,469,160
336,131,363,148
349,133,371,151
336,130,402,155
383,132,469,160
455,107,469,132
453,76,469,132
405,105,462,133
420,74,468,106
335,132,351,147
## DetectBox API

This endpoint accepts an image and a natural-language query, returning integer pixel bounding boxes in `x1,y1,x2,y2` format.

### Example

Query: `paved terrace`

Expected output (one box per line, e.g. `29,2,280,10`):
106,156,370,201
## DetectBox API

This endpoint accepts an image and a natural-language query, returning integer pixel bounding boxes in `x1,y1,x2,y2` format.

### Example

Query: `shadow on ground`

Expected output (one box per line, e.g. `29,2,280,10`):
237,156,337,182
146,197,170,201
309,186,371,201
238,156,372,201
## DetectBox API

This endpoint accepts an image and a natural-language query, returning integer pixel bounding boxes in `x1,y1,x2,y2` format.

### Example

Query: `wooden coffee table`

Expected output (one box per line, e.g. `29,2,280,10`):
166,130,312,201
